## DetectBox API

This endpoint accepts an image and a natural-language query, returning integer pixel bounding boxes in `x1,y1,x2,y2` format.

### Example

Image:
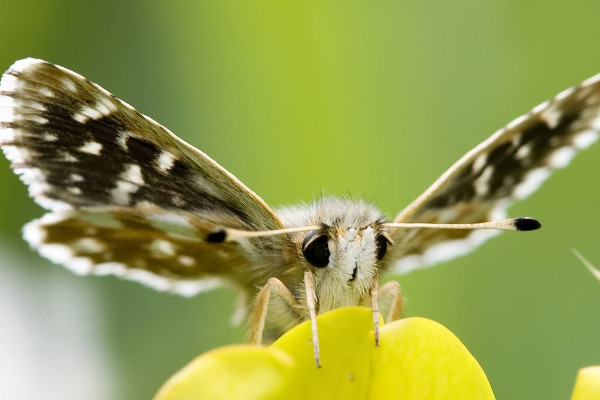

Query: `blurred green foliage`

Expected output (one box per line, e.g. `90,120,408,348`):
1,1,599,399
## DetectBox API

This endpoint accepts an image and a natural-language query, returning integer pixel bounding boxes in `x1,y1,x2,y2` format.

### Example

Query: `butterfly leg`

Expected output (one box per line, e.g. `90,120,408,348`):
304,270,321,368
378,281,403,323
369,271,381,347
248,277,300,345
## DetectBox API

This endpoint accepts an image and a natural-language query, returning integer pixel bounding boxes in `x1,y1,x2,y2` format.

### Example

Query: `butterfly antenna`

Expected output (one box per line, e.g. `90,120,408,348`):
206,225,322,243
382,217,541,232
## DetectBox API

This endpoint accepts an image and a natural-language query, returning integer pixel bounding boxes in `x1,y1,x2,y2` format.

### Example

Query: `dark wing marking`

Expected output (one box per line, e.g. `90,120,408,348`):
387,73,600,274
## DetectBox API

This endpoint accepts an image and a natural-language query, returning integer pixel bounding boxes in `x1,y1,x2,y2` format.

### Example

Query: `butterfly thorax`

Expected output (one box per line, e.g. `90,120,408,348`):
277,197,390,313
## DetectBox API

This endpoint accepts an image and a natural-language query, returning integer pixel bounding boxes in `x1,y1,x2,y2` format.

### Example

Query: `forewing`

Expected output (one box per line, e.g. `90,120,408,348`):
0,58,283,231
0,58,289,295
387,74,600,274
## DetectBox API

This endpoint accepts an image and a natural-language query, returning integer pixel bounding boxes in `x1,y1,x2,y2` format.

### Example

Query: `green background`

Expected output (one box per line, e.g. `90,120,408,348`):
1,1,599,399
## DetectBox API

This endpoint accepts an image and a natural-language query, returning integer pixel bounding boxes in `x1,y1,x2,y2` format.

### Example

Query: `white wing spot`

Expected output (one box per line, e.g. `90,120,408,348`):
94,262,128,277
93,97,117,117
110,164,144,204
43,132,58,142
549,147,576,168
98,96,118,113
28,114,49,125
127,269,172,291
116,130,132,150
73,105,102,123
28,181,50,197
156,151,176,172
59,151,78,162
472,154,487,173
94,101,111,116
0,73,23,93
0,127,19,144
78,140,103,155
474,165,493,196
573,129,599,149
178,255,195,267
67,186,82,195
23,219,48,246
24,99,47,112
39,87,54,97
540,105,561,129
34,195,73,211
38,243,94,275
110,181,138,205
64,257,96,275
515,144,532,160
0,94,17,123
72,237,106,253
123,164,144,185
148,239,176,256
70,173,84,182
589,115,600,130
511,133,523,148
15,167,44,185
62,77,77,92
3,145,31,163
172,279,222,297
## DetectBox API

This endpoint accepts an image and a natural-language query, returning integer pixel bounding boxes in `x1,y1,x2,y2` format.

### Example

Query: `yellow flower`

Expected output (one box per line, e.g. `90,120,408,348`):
570,366,600,400
154,307,495,400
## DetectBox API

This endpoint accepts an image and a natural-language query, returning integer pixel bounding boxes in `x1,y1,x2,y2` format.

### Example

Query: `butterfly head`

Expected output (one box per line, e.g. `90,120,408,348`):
293,198,392,311
302,224,391,307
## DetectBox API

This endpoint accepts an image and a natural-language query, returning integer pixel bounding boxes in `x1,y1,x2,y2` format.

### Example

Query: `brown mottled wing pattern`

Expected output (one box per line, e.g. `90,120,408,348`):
387,74,600,274
24,209,286,296
0,58,288,296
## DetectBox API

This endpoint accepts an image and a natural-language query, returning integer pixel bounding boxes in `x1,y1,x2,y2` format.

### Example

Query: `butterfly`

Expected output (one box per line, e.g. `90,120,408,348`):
1,58,598,367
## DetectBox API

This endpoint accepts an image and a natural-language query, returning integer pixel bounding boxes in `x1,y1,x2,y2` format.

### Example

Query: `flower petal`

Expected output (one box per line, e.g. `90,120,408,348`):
155,307,495,400
370,316,495,400
154,345,296,400
570,366,600,400
271,306,379,399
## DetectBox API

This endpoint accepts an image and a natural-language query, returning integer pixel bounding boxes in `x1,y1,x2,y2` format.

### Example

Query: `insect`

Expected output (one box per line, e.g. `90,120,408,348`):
1,58,598,368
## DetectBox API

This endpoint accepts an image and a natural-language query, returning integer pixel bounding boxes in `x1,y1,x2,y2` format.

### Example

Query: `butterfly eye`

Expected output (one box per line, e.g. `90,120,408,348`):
375,234,389,261
302,232,330,268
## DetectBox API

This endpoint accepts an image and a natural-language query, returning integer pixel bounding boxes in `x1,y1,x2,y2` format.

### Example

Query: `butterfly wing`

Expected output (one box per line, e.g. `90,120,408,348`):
387,74,600,274
23,208,288,297
0,58,288,295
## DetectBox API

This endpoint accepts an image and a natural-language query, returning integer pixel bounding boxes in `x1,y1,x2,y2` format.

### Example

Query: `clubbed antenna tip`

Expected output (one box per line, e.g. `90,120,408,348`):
513,217,542,231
